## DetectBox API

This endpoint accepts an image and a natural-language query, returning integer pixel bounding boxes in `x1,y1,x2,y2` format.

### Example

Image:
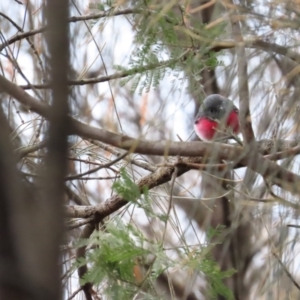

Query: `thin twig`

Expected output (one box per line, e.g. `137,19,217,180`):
0,12,45,77
19,50,190,90
265,181,300,210
76,223,95,300
0,9,142,52
228,1,255,144
67,286,83,300
162,165,178,244
272,251,300,291
157,161,230,171
264,144,300,161
65,151,128,180
66,175,120,181
71,1,123,133
65,185,87,205
90,140,156,172
16,139,48,158
67,217,94,230
287,224,300,229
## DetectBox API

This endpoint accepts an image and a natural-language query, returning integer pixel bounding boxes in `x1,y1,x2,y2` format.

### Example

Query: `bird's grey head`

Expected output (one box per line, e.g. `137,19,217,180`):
195,94,237,122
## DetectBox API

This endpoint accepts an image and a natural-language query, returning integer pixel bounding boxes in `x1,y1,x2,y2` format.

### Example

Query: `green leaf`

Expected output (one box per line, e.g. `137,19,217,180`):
187,249,235,300
112,168,141,202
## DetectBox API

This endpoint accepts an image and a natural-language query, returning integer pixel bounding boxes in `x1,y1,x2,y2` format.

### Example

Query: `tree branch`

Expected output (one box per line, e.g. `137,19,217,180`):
19,50,190,90
65,152,300,220
16,140,48,159
76,223,95,300
15,38,300,90
0,9,142,52
1,74,300,195
229,1,255,144
272,251,300,291
38,0,70,297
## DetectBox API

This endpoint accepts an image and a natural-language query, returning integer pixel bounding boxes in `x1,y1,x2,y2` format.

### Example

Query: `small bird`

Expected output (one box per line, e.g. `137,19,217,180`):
194,94,240,141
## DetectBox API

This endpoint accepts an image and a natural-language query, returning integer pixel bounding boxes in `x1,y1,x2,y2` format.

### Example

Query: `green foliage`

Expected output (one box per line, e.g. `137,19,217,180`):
74,217,235,299
76,218,149,299
112,168,169,222
188,250,235,300
198,226,236,300
207,225,227,242
75,169,236,299
112,167,141,202
114,1,225,94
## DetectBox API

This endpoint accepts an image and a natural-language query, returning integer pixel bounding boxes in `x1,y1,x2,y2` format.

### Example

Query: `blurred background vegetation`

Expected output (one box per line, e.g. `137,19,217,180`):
1,0,300,299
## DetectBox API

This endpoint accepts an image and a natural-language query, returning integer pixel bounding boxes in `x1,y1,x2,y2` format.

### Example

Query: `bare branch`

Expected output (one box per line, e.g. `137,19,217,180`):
76,223,95,300
36,0,70,297
228,1,255,144
65,152,300,220
19,50,190,90
64,151,128,180
2,74,300,195
272,251,300,291
68,8,142,22
16,140,48,159
0,9,142,52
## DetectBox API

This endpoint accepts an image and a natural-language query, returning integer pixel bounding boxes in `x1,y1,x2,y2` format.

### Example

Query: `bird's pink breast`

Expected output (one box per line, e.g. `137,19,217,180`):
194,118,218,141
227,110,239,134
194,111,240,141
